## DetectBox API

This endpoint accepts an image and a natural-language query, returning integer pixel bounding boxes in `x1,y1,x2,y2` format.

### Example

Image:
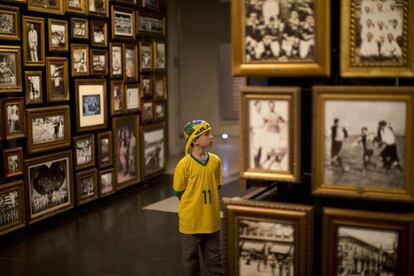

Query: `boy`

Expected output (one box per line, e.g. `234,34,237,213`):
173,120,224,276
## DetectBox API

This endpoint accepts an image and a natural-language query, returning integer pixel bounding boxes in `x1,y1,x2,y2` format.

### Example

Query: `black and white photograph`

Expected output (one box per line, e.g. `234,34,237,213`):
154,102,165,120
91,21,106,47
3,147,23,178
91,49,107,75
140,43,152,71
7,155,19,174
6,104,22,135
76,169,98,205
47,57,68,101
237,219,295,276
110,43,122,77
111,81,124,114
138,15,164,35
75,137,94,168
28,0,64,14
23,17,44,65
82,95,101,116
80,175,95,198
100,137,110,163
99,169,114,196
126,84,139,112
142,101,153,122
0,6,19,40
113,9,134,38
71,44,89,76
89,0,107,15
0,181,25,235
154,76,166,99
32,115,65,145
0,52,18,88
142,125,165,177
124,45,137,79
154,41,165,70
67,0,84,12
71,18,88,39
3,98,26,140
97,131,112,168
25,72,42,104
141,76,152,97
323,100,406,188
336,226,398,276
49,19,67,51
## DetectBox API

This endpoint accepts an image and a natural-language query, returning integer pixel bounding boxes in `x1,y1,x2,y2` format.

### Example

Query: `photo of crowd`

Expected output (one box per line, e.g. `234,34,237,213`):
32,115,65,145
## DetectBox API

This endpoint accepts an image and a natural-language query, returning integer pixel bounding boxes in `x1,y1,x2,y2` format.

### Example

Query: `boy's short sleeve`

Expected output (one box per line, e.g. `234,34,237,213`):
173,159,187,192
216,157,222,187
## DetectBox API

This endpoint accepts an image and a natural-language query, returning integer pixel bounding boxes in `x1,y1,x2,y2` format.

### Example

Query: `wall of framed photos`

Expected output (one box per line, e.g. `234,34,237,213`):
0,0,168,235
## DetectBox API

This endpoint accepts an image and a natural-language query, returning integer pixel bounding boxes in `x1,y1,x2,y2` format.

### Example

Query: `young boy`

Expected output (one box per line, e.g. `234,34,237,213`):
173,120,224,276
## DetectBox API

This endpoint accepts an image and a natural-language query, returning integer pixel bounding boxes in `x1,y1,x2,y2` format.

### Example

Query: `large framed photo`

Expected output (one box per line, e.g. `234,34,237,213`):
0,46,22,92
71,18,89,39
98,168,115,197
322,208,414,276
25,71,43,105
240,87,301,182
113,115,139,189
232,0,330,76
3,147,23,179
140,123,165,178
153,40,166,71
26,106,71,154
111,6,135,40
125,82,140,113
48,19,68,52
25,150,74,224
341,0,414,77
312,86,414,202
65,0,87,14
0,5,20,41
46,57,69,102
97,131,113,168
123,43,138,81
137,13,165,36
73,134,95,170
71,44,89,76
110,80,125,115
110,42,123,78
90,48,108,76
88,0,108,17
76,168,98,206
28,0,64,14
153,74,167,100
91,20,107,47
2,97,25,140
22,16,45,67
139,41,152,72
223,198,313,276
75,79,107,132
0,181,26,236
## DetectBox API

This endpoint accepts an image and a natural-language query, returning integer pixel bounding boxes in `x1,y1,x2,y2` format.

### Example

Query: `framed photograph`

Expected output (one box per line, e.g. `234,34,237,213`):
341,0,414,77
140,74,152,98
91,20,107,47
71,18,89,39
75,79,107,132
312,86,414,202
22,17,45,67
110,80,125,115
97,131,113,168
25,150,74,224
0,5,20,41
223,198,313,276
111,6,135,39
141,0,159,9
46,57,69,102
0,46,22,92
232,0,330,76
125,82,140,113
28,0,64,14
123,44,138,81
26,106,71,154
65,0,87,14
110,42,123,78
153,101,166,121
137,13,165,36
140,123,165,178
71,44,89,76
322,208,414,276
3,147,23,178
153,40,166,70
0,181,26,236
139,41,152,72
98,168,116,197
48,19,68,52
25,71,43,105
113,115,139,189
90,48,108,75
2,98,25,140
141,100,153,123
76,168,98,206
240,87,301,182
153,74,167,100
88,0,108,17
73,134,95,170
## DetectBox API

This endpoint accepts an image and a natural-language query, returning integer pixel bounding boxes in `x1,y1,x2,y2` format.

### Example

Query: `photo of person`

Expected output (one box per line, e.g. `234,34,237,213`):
26,22,40,62
7,154,19,174
80,176,95,198
72,47,88,74
140,45,152,70
143,102,153,121
114,11,133,36
0,12,16,35
112,84,123,112
100,172,113,194
92,53,106,72
100,138,110,163
143,127,165,176
50,63,64,97
50,23,65,49
142,78,151,97
76,139,92,166
0,54,17,87
155,42,165,69
28,75,41,101
92,22,105,45
125,47,136,78
116,119,138,184
7,104,21,134
32,115,65,144
111,45,122,75
82,95,101,116
72,19,87,38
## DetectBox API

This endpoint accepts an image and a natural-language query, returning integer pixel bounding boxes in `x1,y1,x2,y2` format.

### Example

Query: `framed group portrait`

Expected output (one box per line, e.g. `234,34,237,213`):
1,97,25,140
73,134,95,171
232,0,330,76
240,87,301,183
71,17,89,39
140,123,165,179
71,44,89,76
340,0,414,77
0,45,22,92
110,80,125,115
76,168,98,206
322,208,414,276
97,131,113,168
3,147,23,179
24,71,43,105
312,86,414,202
137,13,165,36
48,19,68,52
28,0,64,14
98,168,116,197
65,0,87,14
110,42,123,78
25,150,74,224
46,57,69,102
223,198,313,276
0,181,26,236
111,6,135,40
0,5,20,41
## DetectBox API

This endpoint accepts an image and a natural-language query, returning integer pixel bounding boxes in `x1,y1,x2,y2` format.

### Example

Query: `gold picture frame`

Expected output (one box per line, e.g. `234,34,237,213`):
88,0,108,17
0,5,20,41
2,97,25,140
73,134,96,171
110,80,125,115
71,17,89,39
140,123,165,179
139,41,152,72
65,0,87,14
110,42,123,78
153,40,166,71
111,5,135,40
90,48,108,76
48,19,68,52
98,168,116,197
76,168,98,206
28,0,64,14
3,147,24,179
0,45,22,92
125,82,140,113
91,20,107,47
97,131,113,168
24,71,43,105
0,180,26,236
46,57,69,102
136,12,165,36
71,43,89,76
123,43,138,81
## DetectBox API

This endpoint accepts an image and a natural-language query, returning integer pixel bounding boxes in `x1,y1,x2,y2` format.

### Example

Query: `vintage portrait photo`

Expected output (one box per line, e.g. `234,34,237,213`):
97,131,112,168
49,19,68,52
99,169,115,196
90,49,108,75
124,45,137,80
3,98,25,140
110,81,124,115
46,57,68,102
32,114,65,145
71,18,88,39
154,41,165,70
28,0,64,14
142,125,165,177
74,135,95,169
154,75,166,99
77,169,98,205
141,75,152,98
140,43,152,71
88,0,107,16
3,147,23,178
110,43,122,77
91,20,107,47
112,8,134,38
0,181,25,235
125,84,139,112
71,44,89,76
142,101,153,122
23,17,44,66
25,71,43,104
0,48,20,91
0,6,20,40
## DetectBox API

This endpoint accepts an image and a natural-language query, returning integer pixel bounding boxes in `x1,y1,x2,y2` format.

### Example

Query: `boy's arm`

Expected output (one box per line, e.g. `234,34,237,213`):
217,158,223,190
173,160,187,201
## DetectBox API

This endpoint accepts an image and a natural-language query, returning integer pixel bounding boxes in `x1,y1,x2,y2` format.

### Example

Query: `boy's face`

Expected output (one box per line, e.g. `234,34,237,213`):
193,130,214,148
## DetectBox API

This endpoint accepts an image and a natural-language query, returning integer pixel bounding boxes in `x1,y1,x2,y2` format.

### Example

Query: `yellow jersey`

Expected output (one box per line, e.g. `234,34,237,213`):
173,152,222,234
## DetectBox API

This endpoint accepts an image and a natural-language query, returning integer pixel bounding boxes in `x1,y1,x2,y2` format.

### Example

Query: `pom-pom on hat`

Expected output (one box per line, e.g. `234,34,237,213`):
183,120,212,154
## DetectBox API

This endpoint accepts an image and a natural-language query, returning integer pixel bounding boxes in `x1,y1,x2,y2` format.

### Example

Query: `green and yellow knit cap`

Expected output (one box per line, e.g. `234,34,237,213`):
183,120,212,154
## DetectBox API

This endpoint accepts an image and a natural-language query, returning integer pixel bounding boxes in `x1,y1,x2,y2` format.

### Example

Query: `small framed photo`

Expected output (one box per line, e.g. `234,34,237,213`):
341,0,414,77
73,134,95,171
110,42,123,78
75,79,108,132
153,40,165,71
28,0,64,14
141,100,153,123
97,131,113,168
98,168,115,197
71,44,90,76
22,16,45,67
0,46,22,92
76,168,98,206
140,123,165,178
65,0,87,14
46,57,69,102
223,198,313,276
141,0,159,9
110,80,125,115
0,181,26,236
123,44,138,81
125,82,140,113
140,74,152,98
153,74,167,100
113,115,139,189
322,208,414,276
0,5,20,41
90,48,108,75
111,6,135,40
153,101,166,121
139,41,152,72
26,106,71,154
3,147,23,179
2,97,25,140
91,20,107,47
313,86,414,202
48,19,68,52
71,18,89,39
25,150,74,224
24,71,43,105
240,87,301,182
137,13,165,36
88,0,108,17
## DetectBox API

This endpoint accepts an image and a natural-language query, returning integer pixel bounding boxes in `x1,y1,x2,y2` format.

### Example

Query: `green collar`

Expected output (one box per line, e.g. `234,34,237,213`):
190,152,209,166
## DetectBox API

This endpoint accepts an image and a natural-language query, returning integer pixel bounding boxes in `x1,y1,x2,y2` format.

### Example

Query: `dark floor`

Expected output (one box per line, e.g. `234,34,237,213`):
0,174,248,276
